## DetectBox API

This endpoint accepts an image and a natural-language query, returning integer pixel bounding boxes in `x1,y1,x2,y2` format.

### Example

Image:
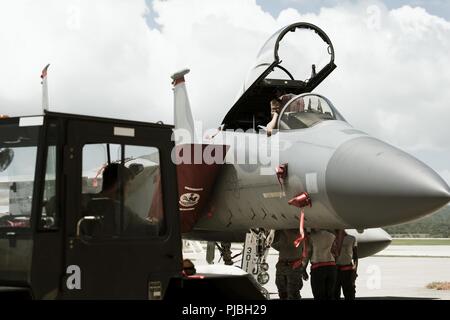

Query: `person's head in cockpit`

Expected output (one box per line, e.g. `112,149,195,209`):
266,98,283,137
101,163,134,200
270,98,282,116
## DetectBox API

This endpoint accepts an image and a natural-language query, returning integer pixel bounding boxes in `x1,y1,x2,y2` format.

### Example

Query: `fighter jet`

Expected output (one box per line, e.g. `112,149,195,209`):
170,23,450,266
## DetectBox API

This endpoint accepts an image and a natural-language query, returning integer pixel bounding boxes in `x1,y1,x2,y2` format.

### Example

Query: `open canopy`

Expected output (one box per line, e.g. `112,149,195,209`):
222,22,336,130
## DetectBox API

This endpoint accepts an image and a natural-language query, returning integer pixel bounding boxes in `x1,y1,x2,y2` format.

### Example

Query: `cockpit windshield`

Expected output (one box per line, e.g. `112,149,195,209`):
0,121,40,229
278,94,343,130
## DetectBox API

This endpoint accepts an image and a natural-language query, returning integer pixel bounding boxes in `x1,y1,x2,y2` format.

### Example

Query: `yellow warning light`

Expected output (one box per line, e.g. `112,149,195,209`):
0,114,9,119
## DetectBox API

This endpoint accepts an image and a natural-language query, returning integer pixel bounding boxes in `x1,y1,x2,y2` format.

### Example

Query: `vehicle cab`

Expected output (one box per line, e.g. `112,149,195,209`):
0,112,181,299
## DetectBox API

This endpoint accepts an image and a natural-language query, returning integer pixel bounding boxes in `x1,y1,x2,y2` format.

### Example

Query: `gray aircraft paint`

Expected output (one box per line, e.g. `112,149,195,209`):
193,112,450,232
326,136,450,228
347,228,392,258
195,118,369,231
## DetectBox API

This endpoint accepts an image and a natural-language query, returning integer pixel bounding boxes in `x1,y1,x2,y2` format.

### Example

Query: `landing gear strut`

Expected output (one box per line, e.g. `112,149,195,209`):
241,229,275,286
216,242,234,265
214,242,242,265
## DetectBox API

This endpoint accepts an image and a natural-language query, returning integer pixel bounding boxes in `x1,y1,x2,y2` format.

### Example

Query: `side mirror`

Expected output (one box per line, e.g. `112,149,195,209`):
39,216,55,229
0,148,14,172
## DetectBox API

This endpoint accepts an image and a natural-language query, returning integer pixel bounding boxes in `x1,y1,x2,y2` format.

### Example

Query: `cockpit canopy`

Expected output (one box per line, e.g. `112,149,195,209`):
222,22,336,131
278,93,345,130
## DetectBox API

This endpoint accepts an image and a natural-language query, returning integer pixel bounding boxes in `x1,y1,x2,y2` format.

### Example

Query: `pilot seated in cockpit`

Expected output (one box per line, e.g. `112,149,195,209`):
266,94,306,136
266,98,282,137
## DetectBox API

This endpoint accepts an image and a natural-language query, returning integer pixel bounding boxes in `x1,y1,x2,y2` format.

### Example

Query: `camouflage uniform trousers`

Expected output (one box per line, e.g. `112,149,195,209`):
275,261,304,300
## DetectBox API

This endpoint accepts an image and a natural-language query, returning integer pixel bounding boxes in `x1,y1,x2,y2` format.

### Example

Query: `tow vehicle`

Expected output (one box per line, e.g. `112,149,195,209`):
0,112,265,299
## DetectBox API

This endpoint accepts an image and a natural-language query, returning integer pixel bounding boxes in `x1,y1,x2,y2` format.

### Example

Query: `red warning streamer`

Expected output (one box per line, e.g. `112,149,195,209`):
275,164,288,195
288,192,312,269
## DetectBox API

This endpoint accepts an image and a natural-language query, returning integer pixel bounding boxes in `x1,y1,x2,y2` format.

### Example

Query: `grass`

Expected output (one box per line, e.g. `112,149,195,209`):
426,282,450,290
391,239,450,246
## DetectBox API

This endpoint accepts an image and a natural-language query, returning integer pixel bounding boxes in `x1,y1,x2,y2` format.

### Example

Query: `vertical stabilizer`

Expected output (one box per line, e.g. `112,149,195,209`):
41,64,50,112
171,69,197,143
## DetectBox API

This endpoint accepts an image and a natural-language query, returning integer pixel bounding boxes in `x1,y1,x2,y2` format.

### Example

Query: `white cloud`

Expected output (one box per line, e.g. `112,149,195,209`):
0,0,161,121
0,0,449,176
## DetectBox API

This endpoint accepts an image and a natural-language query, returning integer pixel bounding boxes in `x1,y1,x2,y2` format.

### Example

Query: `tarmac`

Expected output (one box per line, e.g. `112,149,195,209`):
183,242,450,300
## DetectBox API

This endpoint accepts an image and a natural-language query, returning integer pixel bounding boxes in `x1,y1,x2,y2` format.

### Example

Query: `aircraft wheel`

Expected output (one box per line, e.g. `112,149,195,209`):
257,271,270,285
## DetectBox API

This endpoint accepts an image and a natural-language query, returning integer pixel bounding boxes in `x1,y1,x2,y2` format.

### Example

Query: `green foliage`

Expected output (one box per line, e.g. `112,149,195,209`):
384,206,450,238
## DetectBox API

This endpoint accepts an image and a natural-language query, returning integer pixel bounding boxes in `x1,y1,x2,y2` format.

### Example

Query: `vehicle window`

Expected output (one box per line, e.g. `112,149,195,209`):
81,143,165,239
0,124,40,229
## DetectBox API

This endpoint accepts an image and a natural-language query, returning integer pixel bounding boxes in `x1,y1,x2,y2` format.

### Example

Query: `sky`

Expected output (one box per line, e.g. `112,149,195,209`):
255,0,450,20
0,0,449,184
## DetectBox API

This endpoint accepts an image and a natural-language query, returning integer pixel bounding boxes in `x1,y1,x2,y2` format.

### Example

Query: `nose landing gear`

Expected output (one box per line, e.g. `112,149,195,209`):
242,229,275,286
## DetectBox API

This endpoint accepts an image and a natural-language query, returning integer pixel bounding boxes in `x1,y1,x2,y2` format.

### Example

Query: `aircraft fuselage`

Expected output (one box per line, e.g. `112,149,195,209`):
193,118,450,232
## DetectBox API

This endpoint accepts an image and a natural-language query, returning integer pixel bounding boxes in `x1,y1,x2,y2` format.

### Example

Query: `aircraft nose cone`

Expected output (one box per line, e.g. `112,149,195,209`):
326,137,450,228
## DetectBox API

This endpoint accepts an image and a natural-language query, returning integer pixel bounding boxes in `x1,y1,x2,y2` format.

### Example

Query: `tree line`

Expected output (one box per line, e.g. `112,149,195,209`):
384,205,450,238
